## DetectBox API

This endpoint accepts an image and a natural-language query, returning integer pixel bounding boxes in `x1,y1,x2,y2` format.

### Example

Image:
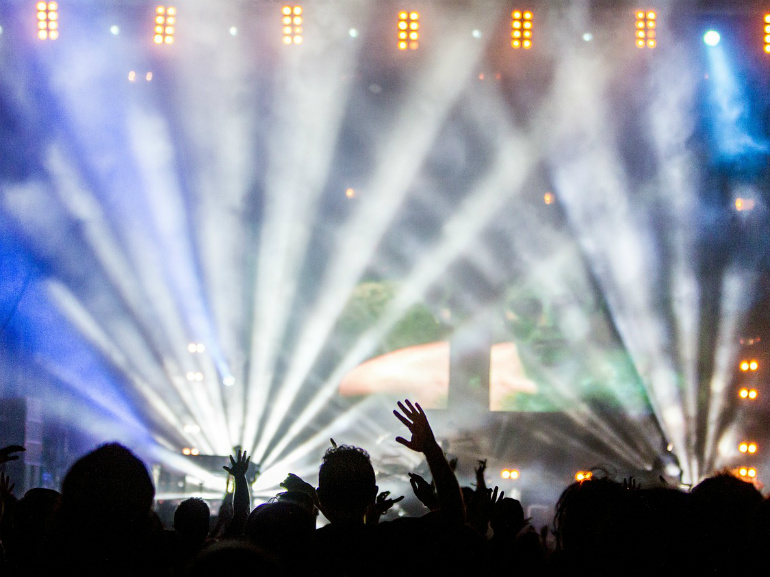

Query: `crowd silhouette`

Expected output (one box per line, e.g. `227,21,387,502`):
0,399,767,576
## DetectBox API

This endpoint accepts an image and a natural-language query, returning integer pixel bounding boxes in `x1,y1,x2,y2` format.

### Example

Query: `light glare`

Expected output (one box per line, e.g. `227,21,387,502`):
704,30,720,47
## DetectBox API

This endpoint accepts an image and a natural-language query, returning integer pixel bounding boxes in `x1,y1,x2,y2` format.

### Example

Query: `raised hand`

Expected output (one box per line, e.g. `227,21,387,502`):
0,445,24,465
393,399,437,454
223,449,250,477
488,485,504,507
468,486,504,534
394,399,464,525
475,459,488,491
0,473,14,498
280,473,315,496
622,476,640,491
367,490,405,524
409,472,439,511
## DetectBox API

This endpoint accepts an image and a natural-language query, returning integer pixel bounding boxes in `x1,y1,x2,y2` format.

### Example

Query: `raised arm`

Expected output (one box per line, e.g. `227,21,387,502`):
222,448,251,536
0,445,24,465
393,399,465,525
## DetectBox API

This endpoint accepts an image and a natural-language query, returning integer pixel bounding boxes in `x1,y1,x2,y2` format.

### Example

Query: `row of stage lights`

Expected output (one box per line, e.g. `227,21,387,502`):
499,469,600,483
27,4,770,53
735,338,763,484
524,348,765,487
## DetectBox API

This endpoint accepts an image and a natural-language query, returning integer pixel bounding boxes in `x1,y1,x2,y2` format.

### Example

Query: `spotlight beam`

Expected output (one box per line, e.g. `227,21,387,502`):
251,7,498,465
702,269,757,473
243,28,366,459
261,33,667,471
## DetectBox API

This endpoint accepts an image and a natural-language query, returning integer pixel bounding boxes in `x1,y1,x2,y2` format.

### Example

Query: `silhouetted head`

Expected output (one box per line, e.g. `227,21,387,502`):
690,472,764,572
691,472,763,523
317,445,377,523
554,476,626,560
15,488,60,535
174,497,210,545
491,497,526,537
60,443,154,537
244,500,314,566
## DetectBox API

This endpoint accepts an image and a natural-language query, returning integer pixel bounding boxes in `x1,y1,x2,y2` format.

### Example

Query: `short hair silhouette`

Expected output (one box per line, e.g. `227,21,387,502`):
174,497,210,544
317,445,376,521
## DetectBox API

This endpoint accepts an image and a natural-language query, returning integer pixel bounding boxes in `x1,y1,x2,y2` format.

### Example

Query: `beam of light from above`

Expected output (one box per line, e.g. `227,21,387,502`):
251,4,501,466
702,268,758,473
167,1,277,445
644,28,704,478
244,2,370,460
259,10,671,472
704,39,769,164
41,146,228,455
125,107,233,455
2,154,220,454
261,62,656,472
29,32,235,456
548,46,695,482
259,123,537,468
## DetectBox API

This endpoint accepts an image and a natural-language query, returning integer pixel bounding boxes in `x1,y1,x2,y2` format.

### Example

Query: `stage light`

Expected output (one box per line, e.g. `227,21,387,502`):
183,424,200,434
282,6,303,45
764,15,770,53
345,188,356,199
739,442,757,454
154,6,175,45
704,30,720,47
575,471,593,482
188,342,206,353
501,469,519,479
739,388,759,400
738,467,757,478
190,448,200,456
110,25,120,35
36,1,58,41
128,71,136,82
544,192,554,205
740,359,758,372
398,10,419,50
735,198,755,212
182,447,191,455
511,10,533,49
634,10,656,49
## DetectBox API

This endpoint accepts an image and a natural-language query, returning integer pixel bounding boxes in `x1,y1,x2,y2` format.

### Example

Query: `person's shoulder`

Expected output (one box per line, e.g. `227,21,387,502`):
315,522,376,543
372,513,438,540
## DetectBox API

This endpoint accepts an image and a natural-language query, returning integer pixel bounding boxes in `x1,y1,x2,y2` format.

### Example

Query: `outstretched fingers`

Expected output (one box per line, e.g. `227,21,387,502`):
393,409,412,428
395,436,413,450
